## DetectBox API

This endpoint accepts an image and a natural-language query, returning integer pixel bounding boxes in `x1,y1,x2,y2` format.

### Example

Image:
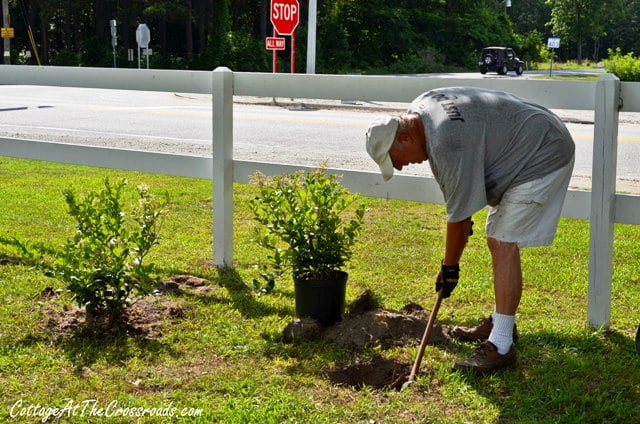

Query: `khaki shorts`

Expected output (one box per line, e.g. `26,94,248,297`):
486,157,574,248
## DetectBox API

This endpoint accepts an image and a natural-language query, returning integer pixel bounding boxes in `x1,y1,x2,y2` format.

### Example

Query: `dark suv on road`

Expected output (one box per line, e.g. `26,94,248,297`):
479,47,525,75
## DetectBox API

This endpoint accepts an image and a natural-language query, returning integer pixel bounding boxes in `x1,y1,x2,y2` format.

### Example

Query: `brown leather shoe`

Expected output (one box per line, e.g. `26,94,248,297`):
449,316,519,343
453,341,517,374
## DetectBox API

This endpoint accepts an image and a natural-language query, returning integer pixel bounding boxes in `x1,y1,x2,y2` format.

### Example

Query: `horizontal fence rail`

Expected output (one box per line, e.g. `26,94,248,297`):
1,65,639,329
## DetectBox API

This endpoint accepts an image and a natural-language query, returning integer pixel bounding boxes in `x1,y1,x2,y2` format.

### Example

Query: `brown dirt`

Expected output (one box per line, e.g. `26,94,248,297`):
282,291,449,349
326,356,412,390
0,255,19,266
43,274,217,339
282,291,452,390
45,295,185,339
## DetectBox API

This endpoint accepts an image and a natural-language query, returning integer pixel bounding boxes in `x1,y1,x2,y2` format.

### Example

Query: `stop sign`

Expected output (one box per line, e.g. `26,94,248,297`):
271,0,300,36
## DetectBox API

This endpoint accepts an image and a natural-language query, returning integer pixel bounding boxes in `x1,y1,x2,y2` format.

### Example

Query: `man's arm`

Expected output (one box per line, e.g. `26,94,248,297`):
443,217,473,265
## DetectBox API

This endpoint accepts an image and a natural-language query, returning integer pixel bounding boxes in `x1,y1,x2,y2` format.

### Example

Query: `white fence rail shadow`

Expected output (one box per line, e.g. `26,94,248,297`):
1,65,639,329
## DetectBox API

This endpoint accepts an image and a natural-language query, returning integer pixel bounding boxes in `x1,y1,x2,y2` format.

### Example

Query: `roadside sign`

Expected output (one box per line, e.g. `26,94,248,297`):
270,0,300,36
547,37,560,49
1,27,14,38
266,37,286,50
136,24,150,48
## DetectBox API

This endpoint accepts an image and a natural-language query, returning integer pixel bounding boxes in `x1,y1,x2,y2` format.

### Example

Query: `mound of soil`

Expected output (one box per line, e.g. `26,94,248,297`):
281,291,448,350
326,356,411,390
45,295,185,339
325,310,447,350
43,274,216,339
157,274,219,296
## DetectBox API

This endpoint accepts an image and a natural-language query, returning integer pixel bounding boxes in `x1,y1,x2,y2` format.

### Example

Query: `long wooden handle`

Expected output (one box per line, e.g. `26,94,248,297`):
406,289,444,383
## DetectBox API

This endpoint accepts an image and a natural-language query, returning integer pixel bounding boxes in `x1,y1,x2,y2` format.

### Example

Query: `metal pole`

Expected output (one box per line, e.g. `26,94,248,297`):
2,0,10,65
110,20,117,68
291,32,295,74
272,29,278,73
306,0,317,74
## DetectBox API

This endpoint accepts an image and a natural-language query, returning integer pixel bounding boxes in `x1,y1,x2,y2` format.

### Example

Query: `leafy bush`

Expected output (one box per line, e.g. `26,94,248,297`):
54,178,165,319
2,179,166,321
604,48,640,81
249,169,366,294
514,30,545,64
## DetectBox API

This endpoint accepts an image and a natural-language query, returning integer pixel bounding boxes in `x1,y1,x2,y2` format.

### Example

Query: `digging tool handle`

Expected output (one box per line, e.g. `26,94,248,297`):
406,288,444,383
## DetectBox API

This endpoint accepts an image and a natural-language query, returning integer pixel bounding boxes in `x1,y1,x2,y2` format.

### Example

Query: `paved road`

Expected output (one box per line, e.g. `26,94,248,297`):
0,85,638,193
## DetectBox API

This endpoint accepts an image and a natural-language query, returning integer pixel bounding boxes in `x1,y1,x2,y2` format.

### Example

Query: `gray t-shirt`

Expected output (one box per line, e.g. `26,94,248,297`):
408,87,575,222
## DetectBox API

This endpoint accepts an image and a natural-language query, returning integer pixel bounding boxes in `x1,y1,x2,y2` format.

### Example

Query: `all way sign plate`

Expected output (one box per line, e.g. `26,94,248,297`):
266,37,286,50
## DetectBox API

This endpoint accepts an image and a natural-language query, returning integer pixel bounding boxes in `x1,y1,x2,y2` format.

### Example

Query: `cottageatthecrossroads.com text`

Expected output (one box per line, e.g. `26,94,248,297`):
9,399,203,422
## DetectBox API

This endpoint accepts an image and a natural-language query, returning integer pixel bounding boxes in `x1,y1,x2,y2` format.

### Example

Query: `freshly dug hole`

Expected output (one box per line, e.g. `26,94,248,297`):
327,356,411,390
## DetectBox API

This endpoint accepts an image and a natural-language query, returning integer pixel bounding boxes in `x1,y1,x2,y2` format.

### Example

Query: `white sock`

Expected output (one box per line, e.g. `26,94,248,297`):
488,312,515,355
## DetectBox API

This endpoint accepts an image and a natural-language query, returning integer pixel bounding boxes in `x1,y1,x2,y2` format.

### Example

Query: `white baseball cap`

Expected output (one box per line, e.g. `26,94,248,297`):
365,116,399,181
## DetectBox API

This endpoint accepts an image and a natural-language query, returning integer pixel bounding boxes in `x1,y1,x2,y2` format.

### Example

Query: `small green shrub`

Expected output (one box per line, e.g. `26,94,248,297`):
55,178,165,318
604,48,640,81
249,169,366,294
2,178,166,320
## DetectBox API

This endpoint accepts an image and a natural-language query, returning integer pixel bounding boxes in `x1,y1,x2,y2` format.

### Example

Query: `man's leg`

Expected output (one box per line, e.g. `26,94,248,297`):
488,238,522,316
452,238,520,373
487,237,521,355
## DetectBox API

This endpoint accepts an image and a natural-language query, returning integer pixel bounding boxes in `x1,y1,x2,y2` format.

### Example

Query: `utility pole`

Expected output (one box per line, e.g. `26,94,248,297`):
306,0,316,74
2,0,10,64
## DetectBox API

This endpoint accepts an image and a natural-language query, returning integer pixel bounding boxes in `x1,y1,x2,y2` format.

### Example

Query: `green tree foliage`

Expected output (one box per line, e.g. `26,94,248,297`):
5,0,640,72
546,0,608,63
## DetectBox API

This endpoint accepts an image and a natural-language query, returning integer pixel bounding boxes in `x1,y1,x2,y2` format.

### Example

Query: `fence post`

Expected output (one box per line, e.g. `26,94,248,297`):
212,67,234,268
588,73,621,328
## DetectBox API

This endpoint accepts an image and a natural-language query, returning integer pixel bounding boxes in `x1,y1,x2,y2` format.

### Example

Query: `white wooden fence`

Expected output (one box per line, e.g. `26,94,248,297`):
1,65,639,329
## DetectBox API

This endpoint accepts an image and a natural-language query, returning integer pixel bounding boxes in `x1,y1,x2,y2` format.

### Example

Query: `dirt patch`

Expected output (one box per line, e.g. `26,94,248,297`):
282,291,448,350
325,310,447,350
282,291,452,390
157,274,220,296
45,295,185,339
326,356,411,390
0,255,19,266
42,274,217,340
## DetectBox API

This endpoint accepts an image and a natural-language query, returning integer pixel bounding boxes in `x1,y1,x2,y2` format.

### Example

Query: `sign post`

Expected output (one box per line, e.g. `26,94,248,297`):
547,37,560,77
110,19,117,68
136,23,151,69
2,0,10,64
269,0,300,73
306,0,317,74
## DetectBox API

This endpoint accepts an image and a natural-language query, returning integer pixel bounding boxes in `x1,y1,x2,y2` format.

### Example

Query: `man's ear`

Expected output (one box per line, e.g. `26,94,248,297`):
396,131,410,145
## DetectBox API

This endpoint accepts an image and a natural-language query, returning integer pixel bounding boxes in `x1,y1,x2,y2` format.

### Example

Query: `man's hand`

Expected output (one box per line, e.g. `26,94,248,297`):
435,262,459,298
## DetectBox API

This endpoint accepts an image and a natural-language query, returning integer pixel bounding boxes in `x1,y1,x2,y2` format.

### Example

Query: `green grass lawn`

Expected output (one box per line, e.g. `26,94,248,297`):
1,157,639,423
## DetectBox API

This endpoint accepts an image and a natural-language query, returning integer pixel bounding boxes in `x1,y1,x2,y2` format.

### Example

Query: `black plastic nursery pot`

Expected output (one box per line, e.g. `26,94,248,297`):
294,271,348,326
636,325,640,356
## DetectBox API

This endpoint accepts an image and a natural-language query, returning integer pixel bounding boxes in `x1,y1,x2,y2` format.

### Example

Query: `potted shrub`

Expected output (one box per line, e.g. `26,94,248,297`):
249,168,366,326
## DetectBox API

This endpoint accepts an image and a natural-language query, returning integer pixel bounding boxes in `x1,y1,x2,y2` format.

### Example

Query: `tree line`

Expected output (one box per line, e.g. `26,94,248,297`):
1,0,639,72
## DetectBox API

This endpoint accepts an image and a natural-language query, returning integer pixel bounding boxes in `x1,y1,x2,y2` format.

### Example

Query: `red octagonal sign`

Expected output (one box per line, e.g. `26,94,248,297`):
271,0,300,36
